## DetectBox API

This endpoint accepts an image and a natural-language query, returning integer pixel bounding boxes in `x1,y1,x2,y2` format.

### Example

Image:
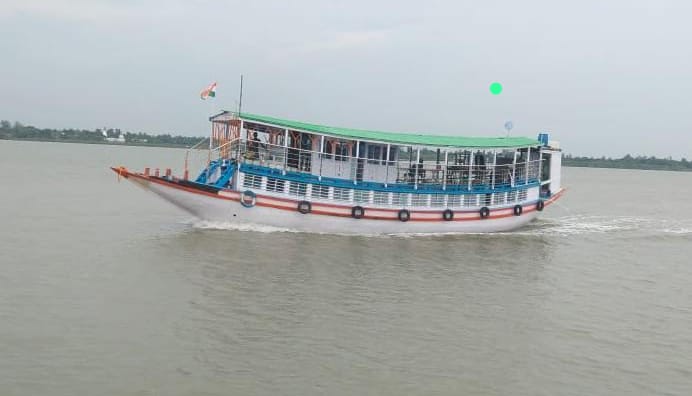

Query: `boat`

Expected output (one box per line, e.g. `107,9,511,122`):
112,112,564,234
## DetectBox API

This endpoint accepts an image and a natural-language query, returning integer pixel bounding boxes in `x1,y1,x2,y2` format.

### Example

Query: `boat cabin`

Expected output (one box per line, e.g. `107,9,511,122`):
199,112,562,209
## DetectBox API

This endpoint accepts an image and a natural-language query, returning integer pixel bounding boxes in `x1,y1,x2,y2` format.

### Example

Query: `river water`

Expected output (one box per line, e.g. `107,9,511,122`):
1,140,691,395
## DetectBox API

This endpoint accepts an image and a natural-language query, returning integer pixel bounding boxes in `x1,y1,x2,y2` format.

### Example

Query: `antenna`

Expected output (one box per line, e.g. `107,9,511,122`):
238,74,243,114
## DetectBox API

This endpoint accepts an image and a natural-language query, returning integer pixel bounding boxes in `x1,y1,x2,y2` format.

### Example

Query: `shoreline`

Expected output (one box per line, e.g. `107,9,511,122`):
3,137,691,173
0,137,195,149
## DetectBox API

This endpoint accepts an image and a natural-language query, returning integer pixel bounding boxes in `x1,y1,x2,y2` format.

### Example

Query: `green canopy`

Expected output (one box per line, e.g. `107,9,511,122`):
221,112,539,149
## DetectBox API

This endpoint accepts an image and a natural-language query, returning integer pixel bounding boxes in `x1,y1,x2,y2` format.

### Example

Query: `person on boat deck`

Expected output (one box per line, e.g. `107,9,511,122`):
247,132,261,159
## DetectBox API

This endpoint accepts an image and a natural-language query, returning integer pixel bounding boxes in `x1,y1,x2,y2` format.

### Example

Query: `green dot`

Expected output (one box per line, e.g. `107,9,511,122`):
489,82,503,95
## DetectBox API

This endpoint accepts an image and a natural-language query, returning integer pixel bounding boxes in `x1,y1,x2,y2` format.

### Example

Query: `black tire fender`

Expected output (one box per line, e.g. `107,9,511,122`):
240,190,257,208
297,201,311,214
479,206,490,219
536,200,545,211
351,206,365,219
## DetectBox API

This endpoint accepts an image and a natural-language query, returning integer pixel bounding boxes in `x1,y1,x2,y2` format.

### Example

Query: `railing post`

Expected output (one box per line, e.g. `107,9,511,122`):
319,135,325,181
491,150,497,189
384,143,391,187
282,129,288,175
525,147,531,185
538,148,543,181
353,140,360,185
442,150,448,191
414,148,420,190
511,150,518,187
467,150,475,191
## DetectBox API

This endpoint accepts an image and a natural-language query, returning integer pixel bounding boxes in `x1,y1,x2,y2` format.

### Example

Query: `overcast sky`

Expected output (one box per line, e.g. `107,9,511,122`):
1,0,691,157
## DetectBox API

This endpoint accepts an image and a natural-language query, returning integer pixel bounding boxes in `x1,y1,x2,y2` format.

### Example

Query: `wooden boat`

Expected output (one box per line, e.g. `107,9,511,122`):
113,112,564,233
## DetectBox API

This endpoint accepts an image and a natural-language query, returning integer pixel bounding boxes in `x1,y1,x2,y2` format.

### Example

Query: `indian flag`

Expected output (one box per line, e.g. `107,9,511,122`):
200,82,217,100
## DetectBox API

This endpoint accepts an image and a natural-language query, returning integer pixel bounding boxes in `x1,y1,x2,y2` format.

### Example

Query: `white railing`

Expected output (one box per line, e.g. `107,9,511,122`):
226,139,542,190
238,172,539,209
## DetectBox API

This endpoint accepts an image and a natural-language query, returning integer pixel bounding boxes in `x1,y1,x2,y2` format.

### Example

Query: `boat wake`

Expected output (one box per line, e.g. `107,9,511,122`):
183,216,692,238
189,220,298,234
515,215,692,237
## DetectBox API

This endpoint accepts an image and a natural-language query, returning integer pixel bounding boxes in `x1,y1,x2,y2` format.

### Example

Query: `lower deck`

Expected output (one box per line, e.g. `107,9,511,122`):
236,168,542,210
196,158,550,211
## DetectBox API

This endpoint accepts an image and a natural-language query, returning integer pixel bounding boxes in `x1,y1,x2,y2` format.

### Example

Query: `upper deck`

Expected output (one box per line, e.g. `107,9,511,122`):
202,112,560,198
211,111,540,149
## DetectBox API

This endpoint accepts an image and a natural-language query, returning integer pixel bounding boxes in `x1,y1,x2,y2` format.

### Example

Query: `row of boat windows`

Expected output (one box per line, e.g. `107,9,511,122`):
243,174,529,207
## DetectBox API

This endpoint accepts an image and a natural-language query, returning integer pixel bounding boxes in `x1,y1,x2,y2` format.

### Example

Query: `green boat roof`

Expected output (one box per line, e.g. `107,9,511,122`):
225,112,539,149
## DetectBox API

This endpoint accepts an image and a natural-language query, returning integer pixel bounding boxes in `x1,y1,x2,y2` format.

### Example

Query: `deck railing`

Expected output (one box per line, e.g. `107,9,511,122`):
212,138,541,191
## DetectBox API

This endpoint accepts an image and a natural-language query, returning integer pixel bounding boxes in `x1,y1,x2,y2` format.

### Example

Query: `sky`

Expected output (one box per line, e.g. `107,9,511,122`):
1,0,691,158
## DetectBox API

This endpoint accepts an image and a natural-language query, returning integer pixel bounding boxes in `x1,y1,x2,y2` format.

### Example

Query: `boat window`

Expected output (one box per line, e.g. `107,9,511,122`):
266,177,285,193
388,147,398,164
367,145,383,165
242,174,262,189
335,142,350,161
289,181,307,196
321,140,333,159
333,187,352,201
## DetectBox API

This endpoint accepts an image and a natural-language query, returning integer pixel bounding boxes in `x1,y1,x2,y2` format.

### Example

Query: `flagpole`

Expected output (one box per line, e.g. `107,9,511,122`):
238,74,243,115
206,83,214,182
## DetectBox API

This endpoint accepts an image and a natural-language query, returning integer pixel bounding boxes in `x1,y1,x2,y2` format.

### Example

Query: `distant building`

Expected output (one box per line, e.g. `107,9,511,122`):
106,134,126,143
102,128,126,143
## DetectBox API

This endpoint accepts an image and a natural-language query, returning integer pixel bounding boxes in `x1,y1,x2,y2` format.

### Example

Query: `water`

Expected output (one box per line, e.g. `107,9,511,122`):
1,140,691,395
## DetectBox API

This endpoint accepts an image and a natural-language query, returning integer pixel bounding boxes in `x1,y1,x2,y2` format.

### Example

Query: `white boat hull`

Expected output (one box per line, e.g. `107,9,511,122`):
121,170,563,234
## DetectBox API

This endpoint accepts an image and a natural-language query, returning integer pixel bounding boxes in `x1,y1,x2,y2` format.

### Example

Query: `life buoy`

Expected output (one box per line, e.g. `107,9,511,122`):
479,206,490,219
513,205,523,216
240,190,256,208
536,200,545,211
398,209,410,222
442,209,454,221
351,206,365,219
297,201,311,214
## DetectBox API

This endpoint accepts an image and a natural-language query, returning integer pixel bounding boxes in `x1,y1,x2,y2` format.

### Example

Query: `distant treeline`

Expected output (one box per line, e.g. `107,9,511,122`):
2,120,692,172
563,154,692,172
0,120,204,148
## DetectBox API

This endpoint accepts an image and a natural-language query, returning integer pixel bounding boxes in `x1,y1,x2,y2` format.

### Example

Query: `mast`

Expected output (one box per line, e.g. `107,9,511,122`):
238,74,244,114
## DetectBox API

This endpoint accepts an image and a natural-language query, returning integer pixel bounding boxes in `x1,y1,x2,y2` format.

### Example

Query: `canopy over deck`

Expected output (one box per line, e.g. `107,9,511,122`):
212,111,539,149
